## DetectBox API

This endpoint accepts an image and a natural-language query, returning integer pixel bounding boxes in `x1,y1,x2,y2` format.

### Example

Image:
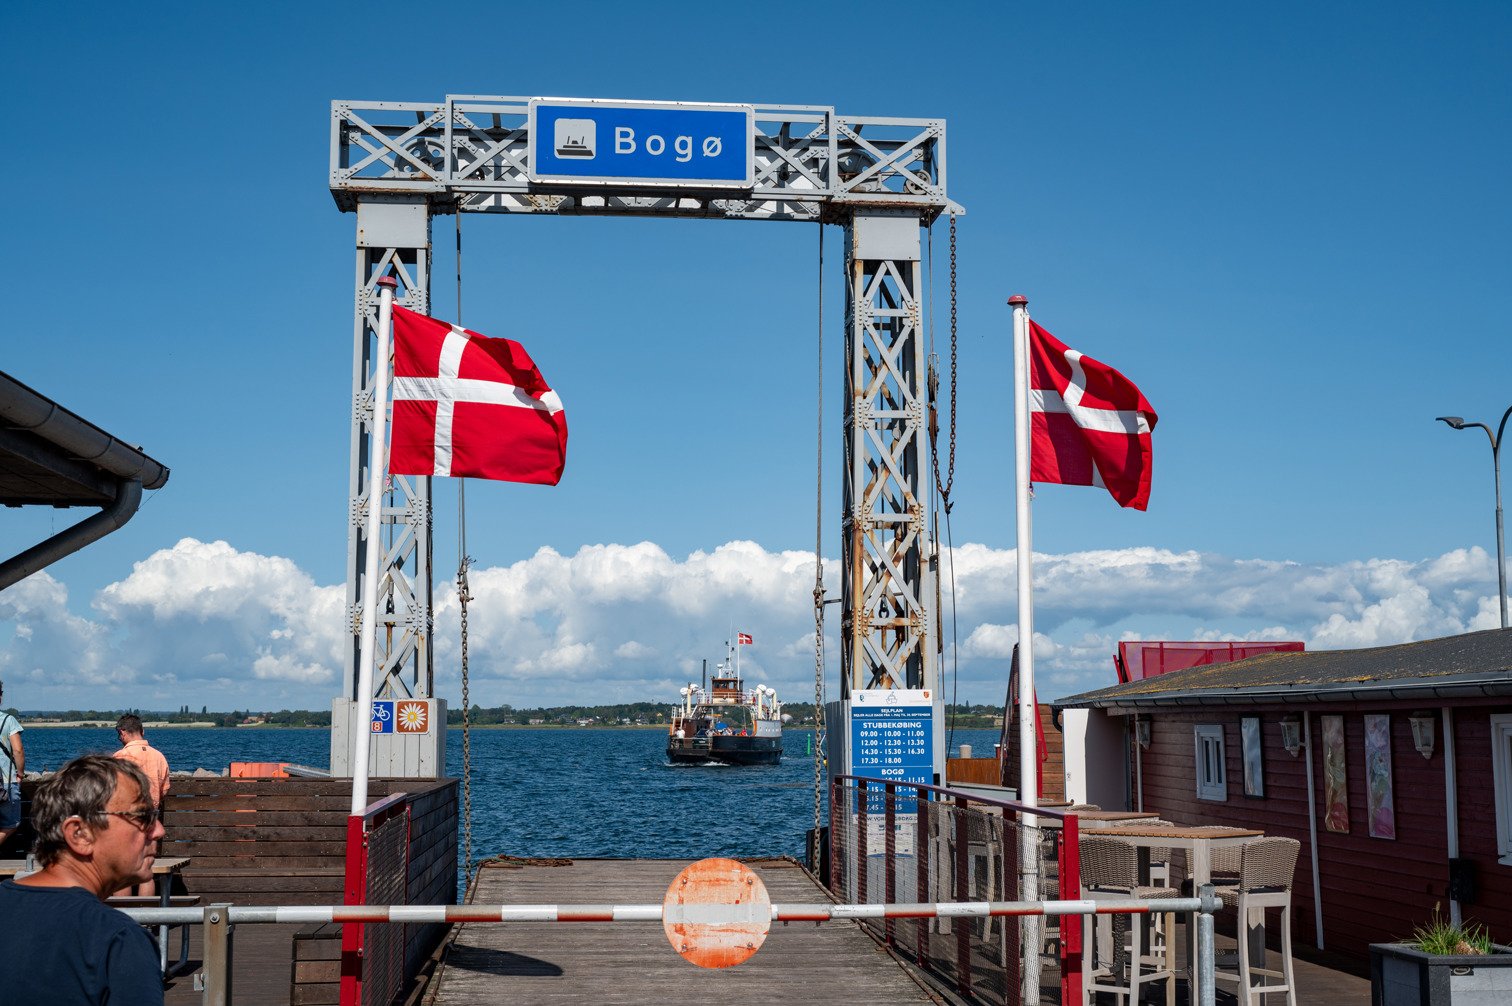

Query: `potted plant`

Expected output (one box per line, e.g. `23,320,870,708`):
1371,911,1512,1005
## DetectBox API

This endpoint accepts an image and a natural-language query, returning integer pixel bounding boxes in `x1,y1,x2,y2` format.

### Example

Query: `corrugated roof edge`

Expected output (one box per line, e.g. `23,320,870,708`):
1055,627,1512,709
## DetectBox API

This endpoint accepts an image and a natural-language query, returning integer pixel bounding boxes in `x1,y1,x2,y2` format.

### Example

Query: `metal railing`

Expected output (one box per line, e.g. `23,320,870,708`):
129,892,1222,1006
830,775,1084,1005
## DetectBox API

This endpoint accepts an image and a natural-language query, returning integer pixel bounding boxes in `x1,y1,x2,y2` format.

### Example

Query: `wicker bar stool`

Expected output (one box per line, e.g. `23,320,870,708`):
1213,837,1300,1006
1079,837,1181,1006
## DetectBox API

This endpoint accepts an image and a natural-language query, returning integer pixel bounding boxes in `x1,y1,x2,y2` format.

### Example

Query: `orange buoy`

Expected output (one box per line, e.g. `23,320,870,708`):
662,857,770,968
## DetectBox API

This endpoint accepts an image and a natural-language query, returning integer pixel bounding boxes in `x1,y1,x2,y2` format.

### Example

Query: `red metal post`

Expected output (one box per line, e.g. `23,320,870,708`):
916,787,929,966
339,814,368,1006
1060,812,1083,1006
954,795,970,997
856,780,868,905
884,782,896,946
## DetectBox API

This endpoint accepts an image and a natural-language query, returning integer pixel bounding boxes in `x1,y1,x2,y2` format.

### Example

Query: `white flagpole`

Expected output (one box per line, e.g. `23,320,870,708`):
1009,294,1040,1000
351,275,398,817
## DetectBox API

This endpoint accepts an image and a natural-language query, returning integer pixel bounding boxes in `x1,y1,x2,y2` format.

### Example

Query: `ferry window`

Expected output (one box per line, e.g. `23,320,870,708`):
1195,724,1227,802
1491,714,1512,864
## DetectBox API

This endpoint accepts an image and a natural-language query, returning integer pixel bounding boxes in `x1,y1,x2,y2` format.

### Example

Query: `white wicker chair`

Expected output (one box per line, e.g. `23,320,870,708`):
1213,837,1300,1006
1079,837,1180,1006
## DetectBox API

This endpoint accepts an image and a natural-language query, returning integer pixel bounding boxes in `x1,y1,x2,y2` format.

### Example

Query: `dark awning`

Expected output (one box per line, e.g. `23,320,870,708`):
1,369,170,590
0,369,169,507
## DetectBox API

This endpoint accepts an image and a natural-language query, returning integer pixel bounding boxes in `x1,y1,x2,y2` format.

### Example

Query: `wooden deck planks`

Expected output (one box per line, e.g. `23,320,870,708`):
433,859,935,1005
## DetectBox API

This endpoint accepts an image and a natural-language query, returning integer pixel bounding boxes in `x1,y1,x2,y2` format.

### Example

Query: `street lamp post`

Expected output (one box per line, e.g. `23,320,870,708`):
1437,408,1512,630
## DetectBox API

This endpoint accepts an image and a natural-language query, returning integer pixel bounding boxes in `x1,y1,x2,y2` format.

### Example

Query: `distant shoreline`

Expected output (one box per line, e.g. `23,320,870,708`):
15,721,827,731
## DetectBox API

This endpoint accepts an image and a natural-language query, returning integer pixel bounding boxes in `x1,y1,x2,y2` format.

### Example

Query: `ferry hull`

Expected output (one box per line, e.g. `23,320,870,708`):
667,735,782,766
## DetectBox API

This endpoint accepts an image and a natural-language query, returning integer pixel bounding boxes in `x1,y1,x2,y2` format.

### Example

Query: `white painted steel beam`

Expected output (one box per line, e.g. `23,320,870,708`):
124,896,1219,926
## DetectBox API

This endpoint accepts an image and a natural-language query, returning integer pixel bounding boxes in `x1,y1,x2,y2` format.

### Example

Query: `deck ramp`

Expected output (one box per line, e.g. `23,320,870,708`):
434,858,931,1005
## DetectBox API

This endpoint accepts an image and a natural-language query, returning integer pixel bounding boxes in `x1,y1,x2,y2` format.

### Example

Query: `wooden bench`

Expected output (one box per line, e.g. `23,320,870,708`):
106,895,203,908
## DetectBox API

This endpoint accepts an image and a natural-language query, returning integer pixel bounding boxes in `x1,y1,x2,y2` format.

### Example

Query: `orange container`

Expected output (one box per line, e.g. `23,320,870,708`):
229,762,290,778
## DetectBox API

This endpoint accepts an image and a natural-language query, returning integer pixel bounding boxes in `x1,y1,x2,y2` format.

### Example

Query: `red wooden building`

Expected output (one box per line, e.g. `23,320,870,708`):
1056,627,1512,961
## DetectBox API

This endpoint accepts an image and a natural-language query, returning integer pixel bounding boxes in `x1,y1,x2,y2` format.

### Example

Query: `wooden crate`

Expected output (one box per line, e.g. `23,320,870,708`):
291,922,342,1006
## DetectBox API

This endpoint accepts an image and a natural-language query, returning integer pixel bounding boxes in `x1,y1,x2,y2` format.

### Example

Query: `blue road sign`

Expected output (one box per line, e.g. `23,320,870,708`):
529,98,753,188
371,700,394,734
850,690,934,813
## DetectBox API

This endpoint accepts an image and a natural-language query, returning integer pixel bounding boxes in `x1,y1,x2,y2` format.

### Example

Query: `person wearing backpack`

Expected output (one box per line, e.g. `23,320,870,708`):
0,681,24,849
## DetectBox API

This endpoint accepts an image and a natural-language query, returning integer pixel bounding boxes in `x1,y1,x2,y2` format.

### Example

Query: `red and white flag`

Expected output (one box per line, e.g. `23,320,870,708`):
388,306,567,484
1029,321,1157,510
738,633,753,645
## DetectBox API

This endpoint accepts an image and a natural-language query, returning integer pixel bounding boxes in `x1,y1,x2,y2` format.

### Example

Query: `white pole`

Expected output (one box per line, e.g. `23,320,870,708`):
350,275,398,817
1443,707,1461,926
1303,711,1324,949
1009,294,1040,1001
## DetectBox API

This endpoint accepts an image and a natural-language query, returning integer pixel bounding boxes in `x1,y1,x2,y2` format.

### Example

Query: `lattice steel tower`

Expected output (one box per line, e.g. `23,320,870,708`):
328,96,961,778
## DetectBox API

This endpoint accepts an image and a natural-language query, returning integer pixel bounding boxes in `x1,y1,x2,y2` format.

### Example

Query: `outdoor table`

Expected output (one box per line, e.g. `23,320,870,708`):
1089,826,1263,997
146,856,192,976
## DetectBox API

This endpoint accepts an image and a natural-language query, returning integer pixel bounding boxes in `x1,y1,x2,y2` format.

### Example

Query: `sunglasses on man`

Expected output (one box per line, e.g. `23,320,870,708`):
77,807,163,830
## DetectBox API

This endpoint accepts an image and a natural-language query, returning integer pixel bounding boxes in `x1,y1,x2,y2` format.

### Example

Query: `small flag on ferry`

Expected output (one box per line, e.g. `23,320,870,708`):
1029,321,1157,510
388,305,568,484
738,633,753,645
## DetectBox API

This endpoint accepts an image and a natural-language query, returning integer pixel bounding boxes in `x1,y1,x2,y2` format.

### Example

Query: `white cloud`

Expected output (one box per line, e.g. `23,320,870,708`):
0,537,1505,709
0,538,342,706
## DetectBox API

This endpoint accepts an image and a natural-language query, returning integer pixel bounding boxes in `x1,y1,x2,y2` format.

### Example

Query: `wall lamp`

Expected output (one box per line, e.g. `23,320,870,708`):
1280,715,1303,757
1134,718,1151,750
1409,711,1437,759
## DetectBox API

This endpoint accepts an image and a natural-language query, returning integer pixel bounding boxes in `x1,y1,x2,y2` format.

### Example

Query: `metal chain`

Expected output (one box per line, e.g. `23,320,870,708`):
813,224,827,832
455,208,474,892
932,215,959,510
458,501,473,889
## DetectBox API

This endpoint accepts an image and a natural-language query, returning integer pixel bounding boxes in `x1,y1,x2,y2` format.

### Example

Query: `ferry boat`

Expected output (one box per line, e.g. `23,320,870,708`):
666,646,782,765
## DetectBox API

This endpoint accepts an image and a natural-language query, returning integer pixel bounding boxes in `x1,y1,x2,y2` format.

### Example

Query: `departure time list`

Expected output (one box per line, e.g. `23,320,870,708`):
850,701,933,812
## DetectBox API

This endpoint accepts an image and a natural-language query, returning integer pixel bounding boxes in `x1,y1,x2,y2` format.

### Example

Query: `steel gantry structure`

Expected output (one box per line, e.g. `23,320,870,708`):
328,95,962,775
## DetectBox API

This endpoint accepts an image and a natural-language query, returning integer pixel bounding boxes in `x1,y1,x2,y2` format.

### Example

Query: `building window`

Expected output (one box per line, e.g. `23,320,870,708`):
1491,714,1512,865
1195,724,1227,801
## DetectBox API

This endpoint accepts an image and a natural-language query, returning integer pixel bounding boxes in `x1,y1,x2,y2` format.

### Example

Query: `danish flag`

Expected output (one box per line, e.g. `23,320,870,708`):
1029,321,1157,510
738,633,753,645
388,306,567,484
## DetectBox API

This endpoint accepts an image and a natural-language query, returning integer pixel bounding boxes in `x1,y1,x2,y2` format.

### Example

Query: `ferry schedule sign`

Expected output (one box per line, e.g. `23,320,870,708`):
528,98,755,188
849,688,934,814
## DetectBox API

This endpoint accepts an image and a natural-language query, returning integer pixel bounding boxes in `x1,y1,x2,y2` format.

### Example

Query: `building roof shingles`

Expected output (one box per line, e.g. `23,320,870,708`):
1057,627,1512,709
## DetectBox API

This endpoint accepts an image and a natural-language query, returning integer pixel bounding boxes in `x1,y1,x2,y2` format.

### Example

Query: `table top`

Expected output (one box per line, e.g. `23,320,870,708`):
1092,826,1264,840
1075,811,1161,821
0,856,189,877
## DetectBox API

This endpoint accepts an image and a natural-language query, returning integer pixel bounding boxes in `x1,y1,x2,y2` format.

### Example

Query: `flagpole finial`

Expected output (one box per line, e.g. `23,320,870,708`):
1007,295,1028,306
376,275,399,290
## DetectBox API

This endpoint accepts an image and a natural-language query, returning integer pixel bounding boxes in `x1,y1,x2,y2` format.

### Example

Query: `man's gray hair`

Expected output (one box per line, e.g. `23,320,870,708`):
31,755,152,866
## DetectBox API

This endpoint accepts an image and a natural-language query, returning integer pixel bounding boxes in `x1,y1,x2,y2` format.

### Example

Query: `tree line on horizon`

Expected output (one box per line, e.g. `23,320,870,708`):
4,701,1006,730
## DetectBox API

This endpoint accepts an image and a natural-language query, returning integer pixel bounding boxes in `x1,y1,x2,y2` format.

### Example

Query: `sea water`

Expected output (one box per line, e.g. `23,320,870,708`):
22,726,1002,861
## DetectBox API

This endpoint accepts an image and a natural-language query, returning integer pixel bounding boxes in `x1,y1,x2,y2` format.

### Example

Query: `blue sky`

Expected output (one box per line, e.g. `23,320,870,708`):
2,2,1509,711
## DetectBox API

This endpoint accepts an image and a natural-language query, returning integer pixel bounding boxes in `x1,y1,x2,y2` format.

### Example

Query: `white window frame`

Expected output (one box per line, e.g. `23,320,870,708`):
1490,714,1512,865
1195,724,1227,802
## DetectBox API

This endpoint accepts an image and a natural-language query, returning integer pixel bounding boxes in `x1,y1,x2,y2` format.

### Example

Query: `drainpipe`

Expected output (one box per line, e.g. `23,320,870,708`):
1303,711,1324,949
1443,707,1461,927
0,478,143,591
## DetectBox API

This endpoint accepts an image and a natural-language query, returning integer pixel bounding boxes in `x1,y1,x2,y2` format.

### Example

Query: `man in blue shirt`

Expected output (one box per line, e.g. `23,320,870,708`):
0,754,167,1005
0,681,23,848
